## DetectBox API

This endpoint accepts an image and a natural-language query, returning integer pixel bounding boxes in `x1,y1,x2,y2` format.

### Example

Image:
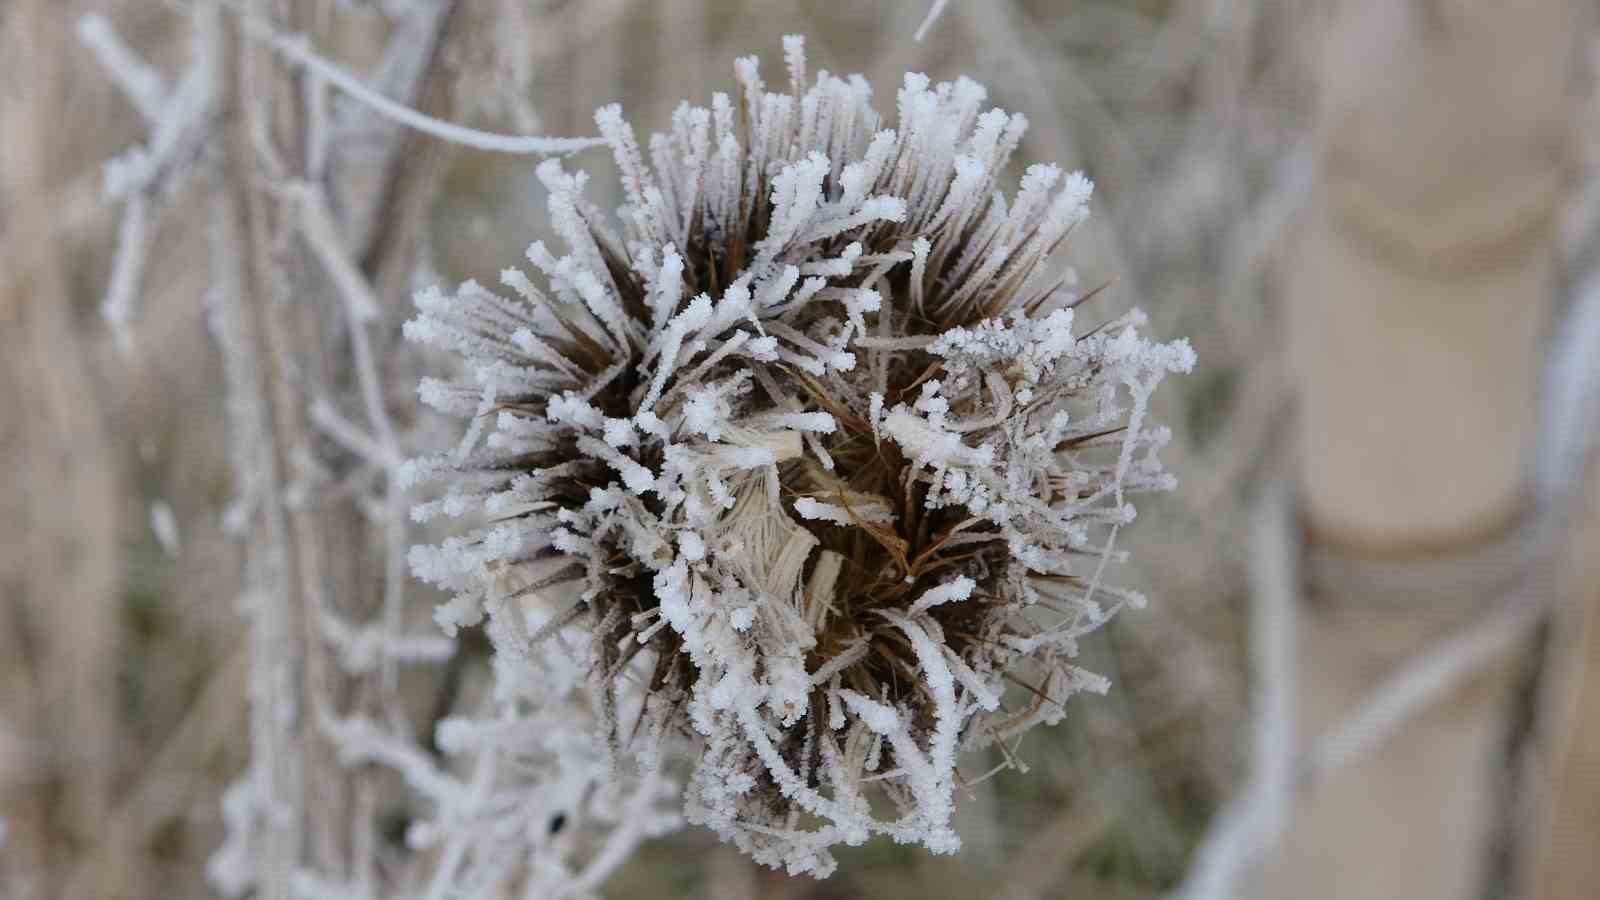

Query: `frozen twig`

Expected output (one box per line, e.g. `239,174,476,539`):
101,192,151,353
203,182,304,900
309,399,398,472
914,0,952,41
76,15,167,122
238,16,604,156
1168,478,1297,900
293,182,382,320
1307,593,1542,782
79,4,222,349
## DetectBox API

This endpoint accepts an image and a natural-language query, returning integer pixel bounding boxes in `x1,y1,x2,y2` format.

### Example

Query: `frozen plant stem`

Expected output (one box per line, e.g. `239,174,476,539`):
80,1,613,897
1169,479,1298,900
915,0,952,41
234,11,605,156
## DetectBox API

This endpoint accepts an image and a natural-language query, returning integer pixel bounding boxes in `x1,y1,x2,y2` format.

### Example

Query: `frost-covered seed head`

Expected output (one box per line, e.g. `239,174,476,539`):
406,37,1194,879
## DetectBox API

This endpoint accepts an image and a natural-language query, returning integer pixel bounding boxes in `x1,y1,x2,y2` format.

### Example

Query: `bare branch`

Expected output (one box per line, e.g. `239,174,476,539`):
239,17,604,156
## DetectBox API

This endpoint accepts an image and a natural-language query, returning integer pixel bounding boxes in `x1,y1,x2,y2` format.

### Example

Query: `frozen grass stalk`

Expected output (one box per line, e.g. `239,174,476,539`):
407,37,1194,879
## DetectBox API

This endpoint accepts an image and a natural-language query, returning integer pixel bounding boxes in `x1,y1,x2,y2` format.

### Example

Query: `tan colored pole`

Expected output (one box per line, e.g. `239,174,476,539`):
1523,333,1600,900
1525,513,1600,899
1263,1,1582,897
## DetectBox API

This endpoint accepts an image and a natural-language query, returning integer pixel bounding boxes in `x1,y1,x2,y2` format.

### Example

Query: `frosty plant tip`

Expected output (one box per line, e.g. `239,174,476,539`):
406,36,1195,878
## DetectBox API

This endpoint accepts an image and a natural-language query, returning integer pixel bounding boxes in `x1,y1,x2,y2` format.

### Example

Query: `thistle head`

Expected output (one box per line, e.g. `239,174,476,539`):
406,36,1193,877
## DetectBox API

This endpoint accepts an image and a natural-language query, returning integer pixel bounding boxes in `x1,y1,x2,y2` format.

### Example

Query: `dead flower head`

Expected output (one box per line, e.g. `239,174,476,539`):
406,35,1194,877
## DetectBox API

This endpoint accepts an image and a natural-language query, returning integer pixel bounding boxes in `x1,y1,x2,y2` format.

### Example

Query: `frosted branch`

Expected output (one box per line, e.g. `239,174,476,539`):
242,20,606,156
77,15,167,122
1168,479,1298,900
914,0,952,42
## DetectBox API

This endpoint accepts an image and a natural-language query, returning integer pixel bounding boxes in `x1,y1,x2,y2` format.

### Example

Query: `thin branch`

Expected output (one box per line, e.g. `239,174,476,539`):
238,17,605,156
1168,478,1297,900
293,182,381,321
308,398,395,472
76,15,167,122
1306,593,1541,782
101,191,151,353
914,0,952,41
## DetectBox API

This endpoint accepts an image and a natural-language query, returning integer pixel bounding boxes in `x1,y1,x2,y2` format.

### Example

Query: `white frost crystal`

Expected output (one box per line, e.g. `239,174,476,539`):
407,38,1193,878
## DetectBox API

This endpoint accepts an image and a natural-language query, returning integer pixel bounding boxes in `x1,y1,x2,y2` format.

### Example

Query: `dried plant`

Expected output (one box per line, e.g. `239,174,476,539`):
407,36,1194,878
76,2,618,897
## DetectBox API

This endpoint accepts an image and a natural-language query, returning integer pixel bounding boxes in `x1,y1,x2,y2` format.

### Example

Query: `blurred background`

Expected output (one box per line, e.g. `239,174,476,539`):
2,0,1598,898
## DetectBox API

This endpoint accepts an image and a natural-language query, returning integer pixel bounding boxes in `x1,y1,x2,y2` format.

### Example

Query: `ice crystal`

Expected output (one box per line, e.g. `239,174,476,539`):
407,37,1193,878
